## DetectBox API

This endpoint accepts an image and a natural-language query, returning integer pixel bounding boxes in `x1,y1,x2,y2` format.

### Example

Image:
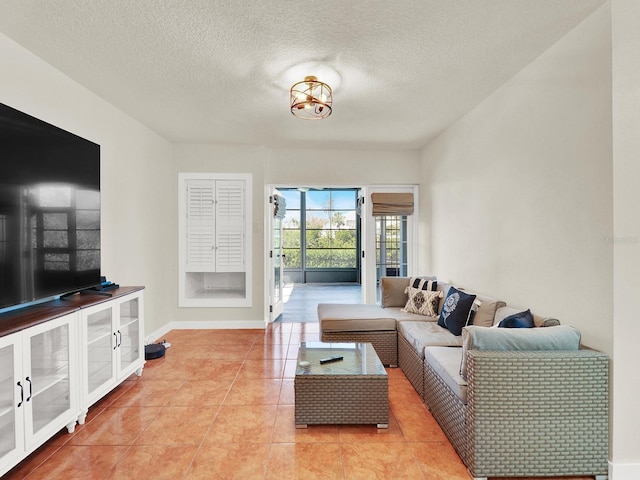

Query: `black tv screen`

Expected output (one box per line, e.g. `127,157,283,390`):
0,102,101,312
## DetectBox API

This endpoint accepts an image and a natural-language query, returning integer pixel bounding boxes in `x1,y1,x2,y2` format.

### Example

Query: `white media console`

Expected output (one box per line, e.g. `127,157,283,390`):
0,287,145,477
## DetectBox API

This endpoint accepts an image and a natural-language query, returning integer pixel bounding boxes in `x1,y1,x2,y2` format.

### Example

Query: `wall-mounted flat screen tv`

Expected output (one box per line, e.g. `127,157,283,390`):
0,102,101,312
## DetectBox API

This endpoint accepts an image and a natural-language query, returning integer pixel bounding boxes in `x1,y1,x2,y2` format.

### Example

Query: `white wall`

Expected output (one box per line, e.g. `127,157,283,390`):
420,6,612,354
0,32,174,335
266,148,420,185
611,0,640,476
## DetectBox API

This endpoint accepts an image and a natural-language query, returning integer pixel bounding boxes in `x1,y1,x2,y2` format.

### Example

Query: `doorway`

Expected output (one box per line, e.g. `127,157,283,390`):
267,185,418,323
268,187,361,323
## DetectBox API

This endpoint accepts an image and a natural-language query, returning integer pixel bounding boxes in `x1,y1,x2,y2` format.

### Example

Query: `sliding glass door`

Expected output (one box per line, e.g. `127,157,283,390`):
279,188,359,284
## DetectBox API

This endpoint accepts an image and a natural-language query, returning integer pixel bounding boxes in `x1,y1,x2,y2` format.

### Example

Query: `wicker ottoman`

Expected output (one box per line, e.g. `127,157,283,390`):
318,303,398,366
294,342,389,428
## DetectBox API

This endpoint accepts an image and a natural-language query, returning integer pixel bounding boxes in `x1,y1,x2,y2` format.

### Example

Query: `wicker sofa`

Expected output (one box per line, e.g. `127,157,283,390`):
318,276,610,480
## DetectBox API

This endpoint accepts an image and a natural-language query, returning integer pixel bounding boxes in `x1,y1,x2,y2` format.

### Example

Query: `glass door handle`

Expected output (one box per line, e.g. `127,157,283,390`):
117,330,122,348
113,332,118,350
25,376,32,402
17,381,23,408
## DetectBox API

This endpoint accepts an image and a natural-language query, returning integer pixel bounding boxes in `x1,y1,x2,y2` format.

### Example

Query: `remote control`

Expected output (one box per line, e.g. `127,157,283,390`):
319,356,343,364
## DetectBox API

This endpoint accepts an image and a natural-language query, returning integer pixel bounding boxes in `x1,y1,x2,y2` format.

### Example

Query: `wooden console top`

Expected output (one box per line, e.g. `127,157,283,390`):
0,286,144,338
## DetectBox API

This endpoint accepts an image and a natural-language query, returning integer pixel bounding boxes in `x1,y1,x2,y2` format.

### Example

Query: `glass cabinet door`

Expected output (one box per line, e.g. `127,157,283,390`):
85,306,115,398
0,337,22,465
118,297,141,374
27,322,72,437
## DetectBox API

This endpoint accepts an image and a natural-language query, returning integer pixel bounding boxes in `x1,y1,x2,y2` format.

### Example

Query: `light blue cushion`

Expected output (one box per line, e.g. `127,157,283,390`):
460,324,581,379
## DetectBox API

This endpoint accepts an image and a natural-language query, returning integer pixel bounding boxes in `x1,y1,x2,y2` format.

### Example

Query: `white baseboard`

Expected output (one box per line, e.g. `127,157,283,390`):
609,461,640,479
146,319,266,343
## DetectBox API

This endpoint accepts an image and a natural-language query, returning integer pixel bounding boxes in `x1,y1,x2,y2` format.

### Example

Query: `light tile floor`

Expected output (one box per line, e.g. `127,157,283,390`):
5,323,593,480
277,283,362,323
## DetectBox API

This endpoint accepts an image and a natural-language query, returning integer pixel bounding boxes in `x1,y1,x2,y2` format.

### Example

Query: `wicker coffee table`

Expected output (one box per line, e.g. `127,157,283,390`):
294,342,389,428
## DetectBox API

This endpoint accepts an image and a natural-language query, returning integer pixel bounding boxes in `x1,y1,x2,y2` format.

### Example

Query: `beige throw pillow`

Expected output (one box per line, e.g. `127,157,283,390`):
402,287,443,317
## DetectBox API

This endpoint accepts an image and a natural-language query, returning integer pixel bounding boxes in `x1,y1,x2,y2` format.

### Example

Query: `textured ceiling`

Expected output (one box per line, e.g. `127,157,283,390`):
0,0,605,149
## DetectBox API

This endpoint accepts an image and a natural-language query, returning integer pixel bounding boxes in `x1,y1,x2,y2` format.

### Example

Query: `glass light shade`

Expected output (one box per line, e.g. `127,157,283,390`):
290,76,333,119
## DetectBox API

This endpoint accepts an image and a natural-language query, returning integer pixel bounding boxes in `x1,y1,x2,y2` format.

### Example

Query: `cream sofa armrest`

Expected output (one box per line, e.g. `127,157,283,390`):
380,276,411,307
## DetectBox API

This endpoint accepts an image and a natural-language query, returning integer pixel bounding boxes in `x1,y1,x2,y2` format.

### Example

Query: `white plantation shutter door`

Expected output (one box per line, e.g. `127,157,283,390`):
215,180,245,272
186,179,215,271
179,172,252,308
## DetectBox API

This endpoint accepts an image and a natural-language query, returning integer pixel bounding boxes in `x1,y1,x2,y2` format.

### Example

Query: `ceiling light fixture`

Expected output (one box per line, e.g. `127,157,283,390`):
290,76,333,120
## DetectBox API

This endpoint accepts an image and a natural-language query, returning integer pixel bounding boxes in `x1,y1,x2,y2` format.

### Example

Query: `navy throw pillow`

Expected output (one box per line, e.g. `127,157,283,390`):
498,309,535,328
438,286,477,336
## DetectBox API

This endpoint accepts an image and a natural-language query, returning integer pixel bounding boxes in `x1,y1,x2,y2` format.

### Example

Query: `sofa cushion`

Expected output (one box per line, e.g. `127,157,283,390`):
402,288,443,317
471,293,507,328
460,324,581,379
385,307,438,323
434,282,452,314
424,346,467,403
380,277,412,308
438,287,477,336
380,275,440,309
318,303,396,332
398,321,463,359
497,309,535,328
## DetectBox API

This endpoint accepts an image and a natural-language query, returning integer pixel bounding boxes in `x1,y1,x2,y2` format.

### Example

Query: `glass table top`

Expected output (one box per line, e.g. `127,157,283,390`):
295,342,387,377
